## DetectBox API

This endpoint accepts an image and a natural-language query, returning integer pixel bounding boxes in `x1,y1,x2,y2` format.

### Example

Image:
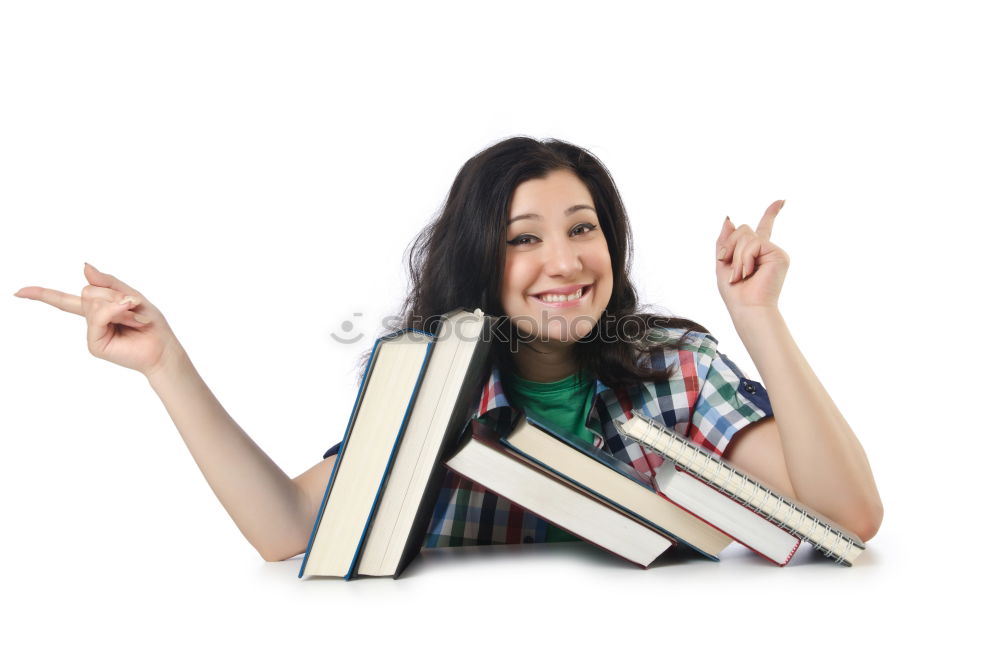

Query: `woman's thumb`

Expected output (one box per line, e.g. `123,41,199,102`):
716,216,735,248
84,262,108,286
84,262,138,296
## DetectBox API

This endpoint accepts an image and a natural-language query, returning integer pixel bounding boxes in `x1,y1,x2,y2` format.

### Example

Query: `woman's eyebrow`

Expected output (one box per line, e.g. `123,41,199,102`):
508,204,596,225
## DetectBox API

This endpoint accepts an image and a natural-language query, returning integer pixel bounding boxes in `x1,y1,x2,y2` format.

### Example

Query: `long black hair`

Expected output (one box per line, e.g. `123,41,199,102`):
355,136,708,389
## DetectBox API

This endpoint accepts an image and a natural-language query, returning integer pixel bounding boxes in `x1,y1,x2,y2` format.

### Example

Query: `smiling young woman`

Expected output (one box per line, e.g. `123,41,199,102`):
15,136,882,563
500,169,614,382
346,137,882,549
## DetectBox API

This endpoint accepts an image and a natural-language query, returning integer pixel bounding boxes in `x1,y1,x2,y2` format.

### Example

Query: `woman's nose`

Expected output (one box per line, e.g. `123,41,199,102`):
543,238,583,277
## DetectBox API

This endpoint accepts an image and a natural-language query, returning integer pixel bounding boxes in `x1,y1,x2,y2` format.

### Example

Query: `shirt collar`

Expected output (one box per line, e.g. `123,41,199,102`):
476,363,610,445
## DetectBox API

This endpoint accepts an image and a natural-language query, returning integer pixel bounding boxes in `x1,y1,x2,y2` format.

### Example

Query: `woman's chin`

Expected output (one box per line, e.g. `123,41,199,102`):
511,319,598,345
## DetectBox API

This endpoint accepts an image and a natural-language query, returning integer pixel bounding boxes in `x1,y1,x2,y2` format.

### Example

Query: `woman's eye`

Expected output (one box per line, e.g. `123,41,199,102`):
506,224,596,246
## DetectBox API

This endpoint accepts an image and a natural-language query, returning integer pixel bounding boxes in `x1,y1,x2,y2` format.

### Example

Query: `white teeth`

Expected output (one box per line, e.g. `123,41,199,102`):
539,288,583,303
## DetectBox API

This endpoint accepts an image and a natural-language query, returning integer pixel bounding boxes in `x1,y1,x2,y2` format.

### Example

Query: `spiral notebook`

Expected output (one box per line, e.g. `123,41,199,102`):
616,411,865,566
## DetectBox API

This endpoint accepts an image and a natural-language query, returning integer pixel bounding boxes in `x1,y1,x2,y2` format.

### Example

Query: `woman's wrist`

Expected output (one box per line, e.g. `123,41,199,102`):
145,339,193,390
728,304,783,331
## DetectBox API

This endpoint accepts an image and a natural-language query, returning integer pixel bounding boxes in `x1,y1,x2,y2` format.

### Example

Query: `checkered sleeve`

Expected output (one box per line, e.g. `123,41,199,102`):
688,351,773,456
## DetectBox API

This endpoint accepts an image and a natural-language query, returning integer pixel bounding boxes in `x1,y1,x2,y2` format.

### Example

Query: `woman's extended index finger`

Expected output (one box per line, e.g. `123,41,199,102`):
756,199,785,241
13,286,84,316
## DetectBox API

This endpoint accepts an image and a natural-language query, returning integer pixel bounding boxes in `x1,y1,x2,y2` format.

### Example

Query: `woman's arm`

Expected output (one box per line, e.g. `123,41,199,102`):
17,264,332,561
714,202,883,541
148,345,329,561
724,309,883,541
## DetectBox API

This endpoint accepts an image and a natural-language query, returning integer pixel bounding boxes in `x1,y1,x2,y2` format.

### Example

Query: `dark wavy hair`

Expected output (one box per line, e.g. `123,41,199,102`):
355,136,709,390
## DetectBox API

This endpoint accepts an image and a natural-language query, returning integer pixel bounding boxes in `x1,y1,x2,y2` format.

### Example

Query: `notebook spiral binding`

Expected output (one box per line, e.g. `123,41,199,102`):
616,411,864,566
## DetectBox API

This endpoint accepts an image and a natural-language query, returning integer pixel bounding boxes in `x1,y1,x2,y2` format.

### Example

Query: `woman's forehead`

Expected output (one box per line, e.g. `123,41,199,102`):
509,170,594,222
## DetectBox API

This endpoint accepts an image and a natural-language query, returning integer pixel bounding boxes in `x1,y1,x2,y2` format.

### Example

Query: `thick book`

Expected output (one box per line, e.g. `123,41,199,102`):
501,409,734,561
355,308,493,578
617,411,866,566
445,420,675,568
298,327,435,579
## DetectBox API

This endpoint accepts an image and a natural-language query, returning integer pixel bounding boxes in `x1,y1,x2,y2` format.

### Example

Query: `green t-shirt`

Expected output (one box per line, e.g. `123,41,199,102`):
501,369,597,543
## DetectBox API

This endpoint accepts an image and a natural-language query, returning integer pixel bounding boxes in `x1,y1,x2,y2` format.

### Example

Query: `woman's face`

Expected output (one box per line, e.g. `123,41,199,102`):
501,168,614,345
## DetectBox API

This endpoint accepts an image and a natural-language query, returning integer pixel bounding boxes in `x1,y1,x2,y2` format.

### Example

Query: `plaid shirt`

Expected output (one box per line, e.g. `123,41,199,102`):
324,329,773,548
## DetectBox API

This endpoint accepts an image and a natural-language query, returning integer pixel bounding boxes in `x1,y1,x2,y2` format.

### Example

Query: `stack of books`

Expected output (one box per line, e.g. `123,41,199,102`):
298,308,493,579
299,311,865,579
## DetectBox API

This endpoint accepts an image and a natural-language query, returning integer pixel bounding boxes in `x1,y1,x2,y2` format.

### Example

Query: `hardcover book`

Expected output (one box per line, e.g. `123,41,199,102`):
299,308,494,579
446,419,675,568
299,327,434,579
500,408,734,561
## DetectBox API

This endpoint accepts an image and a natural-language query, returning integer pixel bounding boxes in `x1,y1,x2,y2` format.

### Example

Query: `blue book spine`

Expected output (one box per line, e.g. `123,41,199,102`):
344,339,434,580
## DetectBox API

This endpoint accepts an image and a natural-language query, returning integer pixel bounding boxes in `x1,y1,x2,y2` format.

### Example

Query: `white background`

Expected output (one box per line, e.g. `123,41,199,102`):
2,1,995,659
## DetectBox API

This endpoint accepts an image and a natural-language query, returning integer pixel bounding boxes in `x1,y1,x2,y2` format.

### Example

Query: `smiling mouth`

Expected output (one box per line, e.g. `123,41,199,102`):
531,284,592,303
